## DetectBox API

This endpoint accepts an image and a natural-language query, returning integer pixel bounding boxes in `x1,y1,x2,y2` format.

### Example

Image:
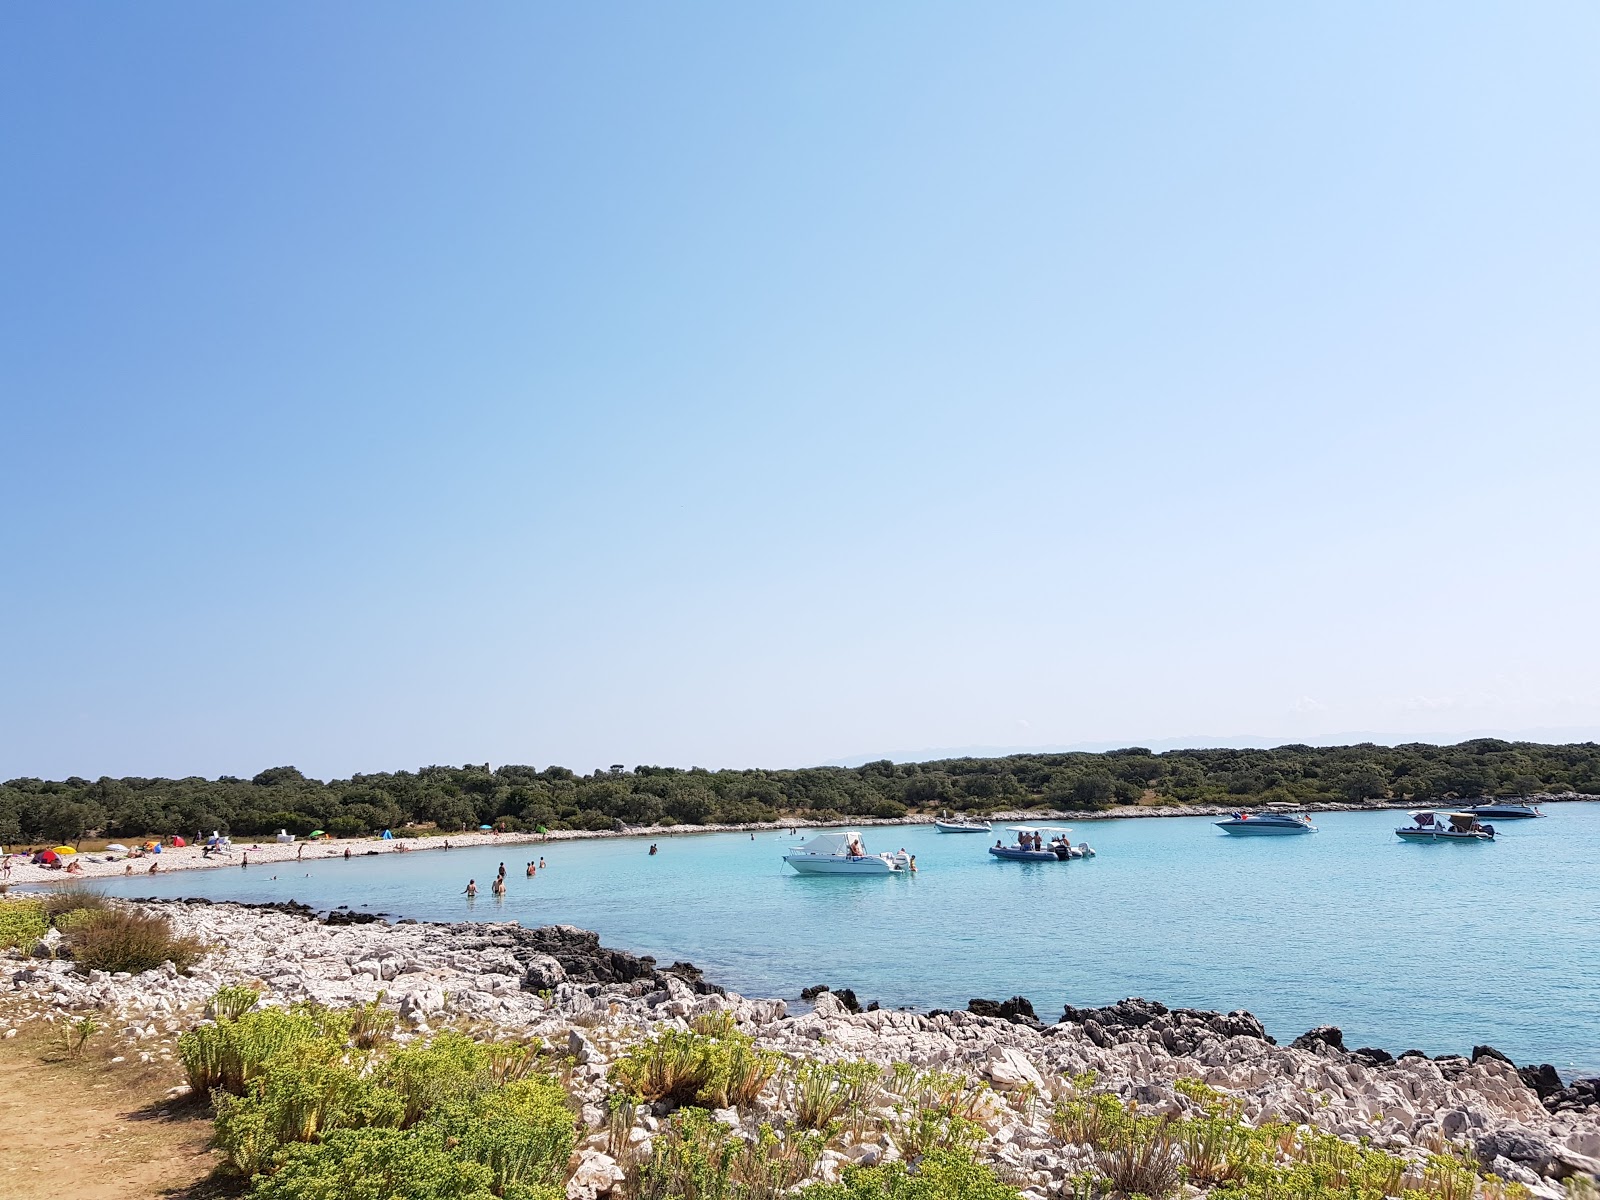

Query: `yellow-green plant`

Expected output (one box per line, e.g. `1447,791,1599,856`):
889,1068,987,1161
0,898,48,953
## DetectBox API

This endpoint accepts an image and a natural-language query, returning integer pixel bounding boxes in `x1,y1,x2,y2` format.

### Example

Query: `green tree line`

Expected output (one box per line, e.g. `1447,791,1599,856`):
3,740,1597,847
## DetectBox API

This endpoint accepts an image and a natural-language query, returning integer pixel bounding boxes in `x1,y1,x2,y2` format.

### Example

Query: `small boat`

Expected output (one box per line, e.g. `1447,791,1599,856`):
1467,802,1545,820
1396,811,1495,842
989,826,1094,861
934,815,992,833
1215,811,1317,836
784,830,909,875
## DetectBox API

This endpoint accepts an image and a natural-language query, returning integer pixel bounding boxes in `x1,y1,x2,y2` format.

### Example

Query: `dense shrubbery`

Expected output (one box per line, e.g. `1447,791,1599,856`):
0,897,48,952
1,891,199,972
4,739,1596,845
178,995,575,1197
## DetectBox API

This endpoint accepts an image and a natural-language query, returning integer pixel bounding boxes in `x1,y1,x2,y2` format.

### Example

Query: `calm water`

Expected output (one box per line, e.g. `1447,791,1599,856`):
89,804,1599,1074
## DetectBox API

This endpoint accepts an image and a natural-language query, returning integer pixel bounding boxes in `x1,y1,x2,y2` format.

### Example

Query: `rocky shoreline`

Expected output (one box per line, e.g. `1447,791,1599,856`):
3,899,1596,1198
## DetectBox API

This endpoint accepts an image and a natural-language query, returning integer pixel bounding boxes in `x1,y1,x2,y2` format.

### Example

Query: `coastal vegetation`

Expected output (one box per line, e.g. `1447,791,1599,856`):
147,986,1547,1200
2,889,202,972
3,740,1597,846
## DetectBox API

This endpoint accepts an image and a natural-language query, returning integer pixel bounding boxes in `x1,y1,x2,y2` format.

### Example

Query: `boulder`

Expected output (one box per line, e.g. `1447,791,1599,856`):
984,1046,1047,1093
566,1150,625,1200
1290,1025,1346,1055
968,996,1040,1027
1519,1063,1565,1099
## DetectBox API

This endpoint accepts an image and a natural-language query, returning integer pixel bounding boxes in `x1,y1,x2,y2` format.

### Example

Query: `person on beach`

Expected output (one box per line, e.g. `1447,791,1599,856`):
149,860,160,873
344,848,351,859
463,879,477,897
124,863,133,875
297,844,304,860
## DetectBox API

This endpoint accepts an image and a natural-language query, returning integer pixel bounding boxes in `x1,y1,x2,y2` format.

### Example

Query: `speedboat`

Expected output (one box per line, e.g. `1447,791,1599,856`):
784,831,909,875
989,826,1094,861
1396,811,1495,842
1467,802,1545,819
934,815,992,833
1215,811,1317,836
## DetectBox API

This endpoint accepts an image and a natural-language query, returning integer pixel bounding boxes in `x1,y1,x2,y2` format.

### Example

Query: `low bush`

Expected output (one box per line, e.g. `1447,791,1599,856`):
65,907,203,974
800,1148,1021,1200
250,1126,502,1200
0,898,48,952
788,1059,882,1135
39,884,111,920
430,1078,577,1195
180,1003,338,1095
632,1107,822,1200
611,1027,781,1111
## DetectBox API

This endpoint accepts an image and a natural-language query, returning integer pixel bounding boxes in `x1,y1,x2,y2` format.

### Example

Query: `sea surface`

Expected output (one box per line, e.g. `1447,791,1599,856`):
88,803,1599,1074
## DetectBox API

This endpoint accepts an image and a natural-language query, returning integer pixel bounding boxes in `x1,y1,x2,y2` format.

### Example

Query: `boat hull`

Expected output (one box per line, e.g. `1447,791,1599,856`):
989,846,1067,862
1468,806,1542,819
1395,829,1493,842
935,822,990,833
784,855,900,875
1216,822,1314,836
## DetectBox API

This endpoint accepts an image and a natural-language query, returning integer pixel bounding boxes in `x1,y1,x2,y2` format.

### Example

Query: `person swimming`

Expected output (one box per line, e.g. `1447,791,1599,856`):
463,879,478,897
526,862,535,877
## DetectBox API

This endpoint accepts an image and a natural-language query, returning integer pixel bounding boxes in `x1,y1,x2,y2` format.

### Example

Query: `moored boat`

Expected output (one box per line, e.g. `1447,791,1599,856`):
784,831,909,875
988,826,1094,861
1215,811,1317,836
1467,802,1545,819
934,815,992,833
1396,811,1495,842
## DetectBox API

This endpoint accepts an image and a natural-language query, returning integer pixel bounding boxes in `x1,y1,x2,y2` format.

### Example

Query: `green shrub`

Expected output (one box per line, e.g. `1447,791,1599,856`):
180,1005,334,1095
64,906,203,974
39,884,111,920
249,1126,499,1200
212,1041,403,1176
611,1028,781,1111
801,1149,1021,1200
633,1106,741,1200
789,1059,882,1135
887,1069,987,1161
381,1031,492,1127
430,1078,577,1195
0,898,48,952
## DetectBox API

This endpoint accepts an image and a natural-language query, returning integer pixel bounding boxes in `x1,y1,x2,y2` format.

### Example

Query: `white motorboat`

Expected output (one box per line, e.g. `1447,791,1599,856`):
1467,802,1544,819
1215,811,1317,836
934,816,992,833
1396,811,1495,842
784,831,908,875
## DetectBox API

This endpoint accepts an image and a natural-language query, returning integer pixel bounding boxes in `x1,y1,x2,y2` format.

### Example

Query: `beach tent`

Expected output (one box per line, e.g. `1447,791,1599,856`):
172,836,187,847
52,846,77,855
380,829,393,840
105,844,129,854
37,850,58,864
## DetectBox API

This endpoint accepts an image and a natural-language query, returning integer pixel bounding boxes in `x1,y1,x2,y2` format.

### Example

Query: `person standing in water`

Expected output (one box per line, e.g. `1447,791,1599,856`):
492,876,505,896
463,879,478,898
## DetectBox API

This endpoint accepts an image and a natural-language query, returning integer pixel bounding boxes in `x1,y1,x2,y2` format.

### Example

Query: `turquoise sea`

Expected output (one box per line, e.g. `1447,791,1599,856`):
89,803,1599,1074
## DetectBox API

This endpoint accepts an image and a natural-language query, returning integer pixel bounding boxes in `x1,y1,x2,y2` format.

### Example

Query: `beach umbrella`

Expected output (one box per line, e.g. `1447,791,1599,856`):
308,830,325,838
52,846,77,855
478,825,492,831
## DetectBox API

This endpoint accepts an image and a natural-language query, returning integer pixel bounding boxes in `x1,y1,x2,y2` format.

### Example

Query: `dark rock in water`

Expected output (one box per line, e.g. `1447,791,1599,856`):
1059,997,1273,1050
1543,1077,1600,1113
834,987,862,1013
324,910,382,926
1399,1049,1430,1060
1351,1047,1395,1067
659,961,724,996
968,996,1039,1026
1291,1025,1346,1055
1519,1063,1565,1099
1472,1045,1512,1065
866,1000,880,1012
800,984,832,1001
1060,997,1168,1028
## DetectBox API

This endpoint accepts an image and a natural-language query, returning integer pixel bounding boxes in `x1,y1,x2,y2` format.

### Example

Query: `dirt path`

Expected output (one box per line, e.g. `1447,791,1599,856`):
0,1038,222,1200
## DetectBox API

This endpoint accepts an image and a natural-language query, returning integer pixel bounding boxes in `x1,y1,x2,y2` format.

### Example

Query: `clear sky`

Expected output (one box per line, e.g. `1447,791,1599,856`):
4,4,1599,782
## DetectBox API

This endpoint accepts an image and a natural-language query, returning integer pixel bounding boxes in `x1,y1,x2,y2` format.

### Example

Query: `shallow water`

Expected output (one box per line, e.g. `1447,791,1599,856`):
89,803,1599,1073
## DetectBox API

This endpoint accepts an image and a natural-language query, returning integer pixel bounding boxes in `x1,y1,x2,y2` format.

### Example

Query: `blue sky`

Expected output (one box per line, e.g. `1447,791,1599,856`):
4,4,1599,781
